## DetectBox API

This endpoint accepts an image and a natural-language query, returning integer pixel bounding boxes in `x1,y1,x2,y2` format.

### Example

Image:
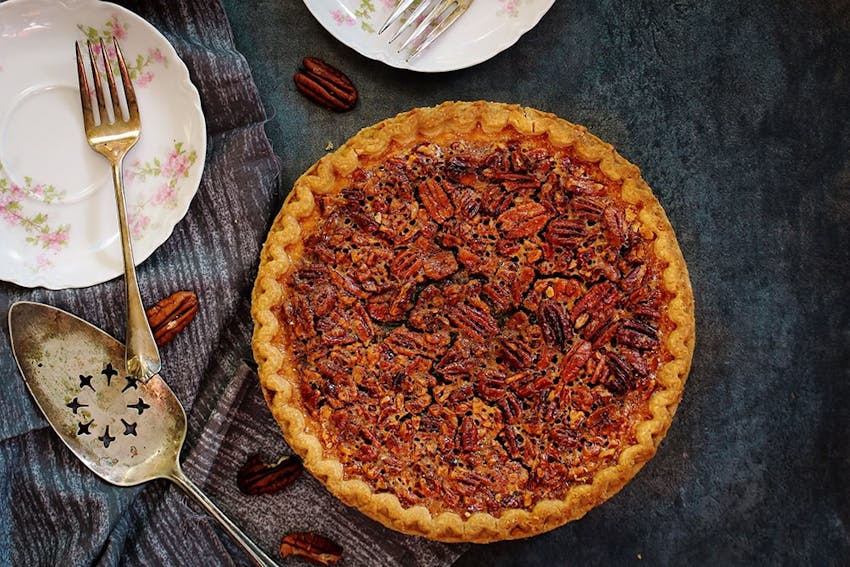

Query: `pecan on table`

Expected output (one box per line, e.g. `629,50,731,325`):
237,453,303,495
280,532,342,566
294,57,358,112
145,290,198,346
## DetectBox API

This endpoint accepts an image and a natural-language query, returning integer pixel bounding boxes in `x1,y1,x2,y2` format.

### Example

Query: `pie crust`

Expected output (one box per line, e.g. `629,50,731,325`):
251,101,695,542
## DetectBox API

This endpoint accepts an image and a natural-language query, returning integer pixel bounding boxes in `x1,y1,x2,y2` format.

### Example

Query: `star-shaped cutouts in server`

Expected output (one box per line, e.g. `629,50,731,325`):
66,397,88,414
79,374,95,391
77,420,94,435
120,418,137,436
127,398,151,415
70,362,153,449
101,362,118,386
97,425,115,448
121,376,140,393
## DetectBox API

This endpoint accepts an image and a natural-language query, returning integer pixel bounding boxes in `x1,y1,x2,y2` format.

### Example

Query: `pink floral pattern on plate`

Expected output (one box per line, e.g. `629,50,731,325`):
0,163,70,270
498,0,526,17
334,0,402,32
78,15,168,87
125,142,199,240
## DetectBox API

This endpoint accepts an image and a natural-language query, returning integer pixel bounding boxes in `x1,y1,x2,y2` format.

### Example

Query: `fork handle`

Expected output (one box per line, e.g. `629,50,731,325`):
111,160,161,381
169,466,280,567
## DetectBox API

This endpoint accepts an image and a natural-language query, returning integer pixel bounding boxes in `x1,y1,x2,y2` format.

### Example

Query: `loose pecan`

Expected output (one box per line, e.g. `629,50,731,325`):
496,202,551,239
145,290,198,346
549,425,580,449
294,57,357,112
237,453,303,495
280,532,343,566
567,174,605,196
515,375,554,398
588,314,620,349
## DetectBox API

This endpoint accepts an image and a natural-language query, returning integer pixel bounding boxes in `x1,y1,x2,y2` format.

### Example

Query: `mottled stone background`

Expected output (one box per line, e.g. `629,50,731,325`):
222,0,850,564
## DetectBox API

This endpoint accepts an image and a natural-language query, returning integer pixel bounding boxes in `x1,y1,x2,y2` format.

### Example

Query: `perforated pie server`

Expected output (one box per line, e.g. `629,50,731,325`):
7,301,278,567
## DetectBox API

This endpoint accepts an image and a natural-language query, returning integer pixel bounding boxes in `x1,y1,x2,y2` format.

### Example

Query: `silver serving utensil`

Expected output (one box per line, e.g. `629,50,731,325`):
8,301,278,567
76,39,161,382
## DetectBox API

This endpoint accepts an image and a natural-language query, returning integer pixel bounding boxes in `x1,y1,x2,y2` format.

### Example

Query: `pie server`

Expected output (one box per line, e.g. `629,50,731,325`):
8,301,278,567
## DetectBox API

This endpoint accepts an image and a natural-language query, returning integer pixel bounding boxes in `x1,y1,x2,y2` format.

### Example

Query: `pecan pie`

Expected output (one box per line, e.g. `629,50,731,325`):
252,101,695,542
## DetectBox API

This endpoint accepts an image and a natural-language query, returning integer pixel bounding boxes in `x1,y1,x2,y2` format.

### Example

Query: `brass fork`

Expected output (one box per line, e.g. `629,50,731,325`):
75,39,161,382
379,0,472,61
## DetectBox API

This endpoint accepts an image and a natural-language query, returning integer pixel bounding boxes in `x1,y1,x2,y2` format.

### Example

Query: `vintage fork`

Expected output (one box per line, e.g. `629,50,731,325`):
379,0,472,61
75,39,161,382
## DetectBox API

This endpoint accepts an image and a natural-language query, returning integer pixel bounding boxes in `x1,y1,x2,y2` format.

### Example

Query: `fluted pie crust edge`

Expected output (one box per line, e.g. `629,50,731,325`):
251,101,695,543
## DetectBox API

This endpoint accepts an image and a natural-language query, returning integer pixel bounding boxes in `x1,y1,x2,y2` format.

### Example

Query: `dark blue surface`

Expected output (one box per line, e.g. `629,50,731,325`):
220,0,850,564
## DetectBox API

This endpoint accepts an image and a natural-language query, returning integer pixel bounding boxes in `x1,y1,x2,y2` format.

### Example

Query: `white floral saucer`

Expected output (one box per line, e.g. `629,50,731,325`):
301,0,556,72
0,0,206,289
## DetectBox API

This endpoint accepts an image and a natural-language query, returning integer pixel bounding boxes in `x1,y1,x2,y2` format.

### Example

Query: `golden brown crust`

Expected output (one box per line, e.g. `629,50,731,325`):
251,101,695,542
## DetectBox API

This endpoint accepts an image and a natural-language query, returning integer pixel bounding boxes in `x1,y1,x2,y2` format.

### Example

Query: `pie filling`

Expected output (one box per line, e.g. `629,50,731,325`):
278,133,674,517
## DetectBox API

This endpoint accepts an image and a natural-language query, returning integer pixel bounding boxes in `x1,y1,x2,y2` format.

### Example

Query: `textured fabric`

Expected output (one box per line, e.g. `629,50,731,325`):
0,0,461,565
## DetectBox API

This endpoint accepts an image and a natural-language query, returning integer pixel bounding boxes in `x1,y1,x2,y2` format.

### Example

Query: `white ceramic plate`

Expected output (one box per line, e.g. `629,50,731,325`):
302,0,556,72
0,0,206,289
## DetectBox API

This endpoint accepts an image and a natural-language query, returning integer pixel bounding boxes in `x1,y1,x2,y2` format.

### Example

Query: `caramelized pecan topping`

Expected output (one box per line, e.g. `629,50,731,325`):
281,138,673,516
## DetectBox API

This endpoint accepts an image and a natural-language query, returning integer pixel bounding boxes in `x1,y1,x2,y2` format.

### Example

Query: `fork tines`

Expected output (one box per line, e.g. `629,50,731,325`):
379,0,471,61
75,38,139,127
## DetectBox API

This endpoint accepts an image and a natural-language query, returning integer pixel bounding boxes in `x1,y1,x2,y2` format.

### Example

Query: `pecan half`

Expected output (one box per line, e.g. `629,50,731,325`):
616,319,659,350
459,415,478,452
237,453,303,495
499,337,534,370
145,291,198,346
449,303,499,339
496,202,551,239
538,299,570,347
280,532,342,566
546,217,585,248
294,57,358,112
419,178,455,223
558,339,592,383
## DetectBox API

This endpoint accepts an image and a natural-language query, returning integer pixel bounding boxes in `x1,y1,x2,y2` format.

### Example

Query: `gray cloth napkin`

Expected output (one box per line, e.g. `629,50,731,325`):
0,0,464,565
